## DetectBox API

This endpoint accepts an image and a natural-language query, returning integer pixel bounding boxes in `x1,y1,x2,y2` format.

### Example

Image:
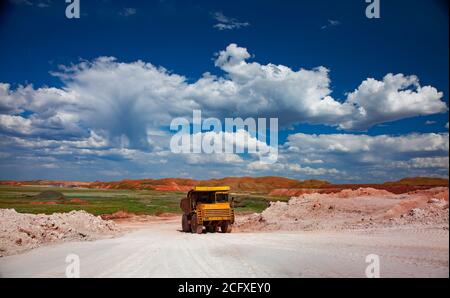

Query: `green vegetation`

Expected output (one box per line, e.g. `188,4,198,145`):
0,186,286,215
0,185,184,215
231,192,289,213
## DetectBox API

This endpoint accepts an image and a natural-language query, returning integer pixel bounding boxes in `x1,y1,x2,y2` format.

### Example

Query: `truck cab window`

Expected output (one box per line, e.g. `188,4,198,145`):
215,193,228,202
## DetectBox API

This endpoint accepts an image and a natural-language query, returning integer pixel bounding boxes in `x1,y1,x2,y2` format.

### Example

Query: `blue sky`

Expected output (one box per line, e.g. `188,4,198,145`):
0,0,448,182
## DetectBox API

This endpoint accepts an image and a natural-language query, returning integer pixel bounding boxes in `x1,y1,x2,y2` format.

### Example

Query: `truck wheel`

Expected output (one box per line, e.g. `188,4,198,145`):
196,226,203,234
181,214,190,232
191,214,203,234
221,222,232,233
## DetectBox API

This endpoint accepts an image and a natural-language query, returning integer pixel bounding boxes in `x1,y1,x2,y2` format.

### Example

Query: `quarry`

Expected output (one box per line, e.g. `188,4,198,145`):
0,177,448,277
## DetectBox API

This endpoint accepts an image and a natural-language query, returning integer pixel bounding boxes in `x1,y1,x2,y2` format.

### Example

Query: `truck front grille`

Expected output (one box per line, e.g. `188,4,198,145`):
202,209,231,219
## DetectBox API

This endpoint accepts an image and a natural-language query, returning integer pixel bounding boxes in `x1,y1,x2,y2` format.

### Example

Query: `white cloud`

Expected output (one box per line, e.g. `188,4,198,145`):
302,158,324,164
393,157,449,169
0,83,28,114
212,12,250,30
171,129,276,162
341,74,447,130
185,153,243,165
9,0,51,8
321,19,340,30
36,1,50,8
0,44,448,181
0,115,33,135
246,161,339,176
285,164,339,175
1,44,446,148
41,163,59,169
283,132,449,180
119,8,137,17
286,132,449,154
247,161,283,172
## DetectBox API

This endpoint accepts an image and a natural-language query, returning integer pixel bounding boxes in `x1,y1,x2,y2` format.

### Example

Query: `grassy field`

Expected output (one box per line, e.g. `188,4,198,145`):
0,186,288,215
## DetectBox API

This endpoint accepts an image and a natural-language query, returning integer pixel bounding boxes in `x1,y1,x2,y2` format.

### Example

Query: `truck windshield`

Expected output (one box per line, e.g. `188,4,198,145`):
215,193,228,202
197,193,212,203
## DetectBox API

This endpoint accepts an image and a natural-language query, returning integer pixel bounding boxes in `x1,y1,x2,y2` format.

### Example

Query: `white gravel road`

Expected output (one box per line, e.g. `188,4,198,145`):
0,220,448,278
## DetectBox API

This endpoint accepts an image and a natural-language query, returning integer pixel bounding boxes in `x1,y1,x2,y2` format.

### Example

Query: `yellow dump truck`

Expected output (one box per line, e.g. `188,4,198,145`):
180,186,234,234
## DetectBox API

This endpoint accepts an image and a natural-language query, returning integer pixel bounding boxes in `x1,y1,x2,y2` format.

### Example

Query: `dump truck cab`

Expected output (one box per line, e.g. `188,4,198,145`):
180,186,234,234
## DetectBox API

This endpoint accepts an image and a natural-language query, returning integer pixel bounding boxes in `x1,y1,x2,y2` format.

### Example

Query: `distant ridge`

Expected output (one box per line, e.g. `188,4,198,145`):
383,177,450,186
0,176,447,194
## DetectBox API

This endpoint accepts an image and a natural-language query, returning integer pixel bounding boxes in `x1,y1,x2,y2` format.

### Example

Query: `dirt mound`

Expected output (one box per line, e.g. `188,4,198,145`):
335,187,393,198
384,187,449,220
235,187,449,232
0,209,120,257
409,187,448,201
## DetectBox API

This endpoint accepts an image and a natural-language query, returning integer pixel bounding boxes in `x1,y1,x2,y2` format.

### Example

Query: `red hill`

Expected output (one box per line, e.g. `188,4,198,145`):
1,176,447,194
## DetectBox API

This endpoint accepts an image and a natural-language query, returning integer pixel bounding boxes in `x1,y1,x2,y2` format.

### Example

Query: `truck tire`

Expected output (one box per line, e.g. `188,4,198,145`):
191,214,203,234
221,222,232,233
181,214,190,232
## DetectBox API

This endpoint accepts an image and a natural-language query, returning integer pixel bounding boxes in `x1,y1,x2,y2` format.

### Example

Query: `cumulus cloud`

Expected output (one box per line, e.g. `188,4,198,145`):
50,57,196,149
286,133,449,154
393,157,449,169
1,44,446,146
341,74,447,130
202,44,446,130
170,129,277,164
0,83,28,114
280,134,440,179
283,132,449,180
0,44,448,180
